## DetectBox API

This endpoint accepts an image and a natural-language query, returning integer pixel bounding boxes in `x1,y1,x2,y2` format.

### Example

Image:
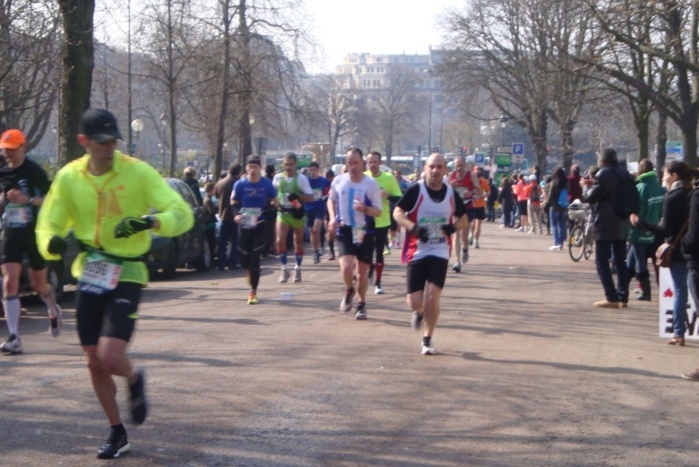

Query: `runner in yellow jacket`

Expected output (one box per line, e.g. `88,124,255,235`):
35,108,193,460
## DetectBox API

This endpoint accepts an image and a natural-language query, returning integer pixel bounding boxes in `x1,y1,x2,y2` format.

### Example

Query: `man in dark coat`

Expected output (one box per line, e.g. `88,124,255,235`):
214,162,241,270
182,166,203,206
582,148,631,309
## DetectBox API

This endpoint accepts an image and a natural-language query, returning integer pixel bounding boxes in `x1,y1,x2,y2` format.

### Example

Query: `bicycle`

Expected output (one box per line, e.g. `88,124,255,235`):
567,201,594,262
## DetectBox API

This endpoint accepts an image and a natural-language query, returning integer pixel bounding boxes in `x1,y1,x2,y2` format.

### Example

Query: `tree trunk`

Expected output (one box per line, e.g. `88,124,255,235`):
166,0,177,177
58,0,95,163
237,0,253,163
214,0,232,181
656,110,667,178
560,121,574,173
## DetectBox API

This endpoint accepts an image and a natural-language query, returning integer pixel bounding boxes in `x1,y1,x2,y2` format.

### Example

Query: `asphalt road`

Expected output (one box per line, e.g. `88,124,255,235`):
1,222,698,466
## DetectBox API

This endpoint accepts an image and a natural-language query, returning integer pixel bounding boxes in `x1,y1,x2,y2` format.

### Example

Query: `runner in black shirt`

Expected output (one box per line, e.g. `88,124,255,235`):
0,129,61,354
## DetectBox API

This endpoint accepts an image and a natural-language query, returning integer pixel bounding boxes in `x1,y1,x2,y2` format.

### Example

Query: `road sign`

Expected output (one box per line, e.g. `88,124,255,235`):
512,154,524,163
511,143,524,156
475,153,485,164
495,154,512,166
666,141,682,155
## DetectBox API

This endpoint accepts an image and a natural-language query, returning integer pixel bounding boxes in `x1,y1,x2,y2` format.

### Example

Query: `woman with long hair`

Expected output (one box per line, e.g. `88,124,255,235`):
547,167,568,251
633,161,692,345
498,176,514,229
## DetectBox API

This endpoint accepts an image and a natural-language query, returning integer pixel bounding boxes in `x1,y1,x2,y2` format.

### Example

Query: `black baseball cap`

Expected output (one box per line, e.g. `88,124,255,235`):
80,108,123,142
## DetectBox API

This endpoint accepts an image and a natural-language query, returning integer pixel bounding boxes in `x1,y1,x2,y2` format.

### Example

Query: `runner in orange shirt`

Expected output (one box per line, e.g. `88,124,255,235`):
469,167,490,249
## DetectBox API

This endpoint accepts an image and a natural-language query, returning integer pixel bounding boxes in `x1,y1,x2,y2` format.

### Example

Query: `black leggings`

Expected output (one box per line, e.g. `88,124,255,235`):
237,222,267,290
374,227,389,264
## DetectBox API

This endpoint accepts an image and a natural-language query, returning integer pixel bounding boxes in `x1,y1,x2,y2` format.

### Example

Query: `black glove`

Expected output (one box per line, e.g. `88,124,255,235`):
412,224,429,243
47,235,67,255
115,215,156,239
291,207,305,220
441,224,456,236
287,193,300,202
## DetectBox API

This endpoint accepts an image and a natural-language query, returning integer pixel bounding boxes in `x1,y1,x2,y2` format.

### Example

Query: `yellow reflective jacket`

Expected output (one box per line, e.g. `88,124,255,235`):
36,151,194,284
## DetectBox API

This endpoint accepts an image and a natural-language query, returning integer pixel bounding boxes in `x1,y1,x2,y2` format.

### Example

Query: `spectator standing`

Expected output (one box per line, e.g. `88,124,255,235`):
567,164,583,204
202,182,218,266
633,161,691,341
486,178,498,222
681,174,699,380
183,166,203,206
546,168,569,250
583,148,631,308
497,176,514,229
526,174,543,234
214,162,241,270
627,159,663,301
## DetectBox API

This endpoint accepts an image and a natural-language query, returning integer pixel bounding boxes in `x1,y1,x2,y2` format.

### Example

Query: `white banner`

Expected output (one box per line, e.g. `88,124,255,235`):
658,267,699,339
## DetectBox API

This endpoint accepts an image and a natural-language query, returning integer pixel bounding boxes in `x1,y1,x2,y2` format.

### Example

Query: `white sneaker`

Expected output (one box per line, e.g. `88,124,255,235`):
516,227,524,232
294,268,302,283
374,285,384,295
421,342,436,355
339,288,355,312
548,245,561,251
0,334,23,354
49,305,62,338
278,269,291,283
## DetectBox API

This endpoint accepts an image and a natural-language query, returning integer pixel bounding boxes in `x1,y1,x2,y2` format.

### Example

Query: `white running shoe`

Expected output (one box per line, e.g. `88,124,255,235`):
374,285,384,295
339,288,355,312
421,342,436,355
548,245,561,251
0,334,23,354
278,268,291,283
294,268,302,282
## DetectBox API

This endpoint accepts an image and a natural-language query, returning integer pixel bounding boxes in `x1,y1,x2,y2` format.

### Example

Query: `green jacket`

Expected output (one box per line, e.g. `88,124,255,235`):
36,152,194,284
630,171,664,244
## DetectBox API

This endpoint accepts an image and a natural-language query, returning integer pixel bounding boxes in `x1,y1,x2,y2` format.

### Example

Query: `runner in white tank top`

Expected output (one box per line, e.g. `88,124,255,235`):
393,153,468,355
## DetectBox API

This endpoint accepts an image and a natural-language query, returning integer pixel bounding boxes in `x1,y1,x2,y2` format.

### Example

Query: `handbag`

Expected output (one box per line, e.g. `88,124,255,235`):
655,219,689,268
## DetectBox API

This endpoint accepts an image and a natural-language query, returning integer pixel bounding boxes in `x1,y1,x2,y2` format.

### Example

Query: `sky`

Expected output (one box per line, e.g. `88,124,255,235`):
302,0,467,73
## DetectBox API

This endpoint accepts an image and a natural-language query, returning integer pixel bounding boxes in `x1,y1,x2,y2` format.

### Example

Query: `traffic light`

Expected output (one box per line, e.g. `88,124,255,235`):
416,145,422,155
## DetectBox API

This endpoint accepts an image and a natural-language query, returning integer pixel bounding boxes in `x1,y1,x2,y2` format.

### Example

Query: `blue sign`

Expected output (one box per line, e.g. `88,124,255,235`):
666,141,682,154
511,143,524,156
475,153,485,164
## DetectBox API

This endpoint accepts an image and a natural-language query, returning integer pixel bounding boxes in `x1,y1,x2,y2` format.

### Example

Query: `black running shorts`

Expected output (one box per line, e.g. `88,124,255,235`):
336,225,375,264
406,256,449,293
474,207,486,221
76,281,143,346
0,228,46,270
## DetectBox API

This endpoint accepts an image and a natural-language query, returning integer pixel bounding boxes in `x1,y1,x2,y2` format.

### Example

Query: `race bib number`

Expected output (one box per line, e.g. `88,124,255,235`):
419,215,448,244
352,227,365,245
3,204,32,228
240,207,261,228
312,188,322,201
280,193,291,207
78,252,123,295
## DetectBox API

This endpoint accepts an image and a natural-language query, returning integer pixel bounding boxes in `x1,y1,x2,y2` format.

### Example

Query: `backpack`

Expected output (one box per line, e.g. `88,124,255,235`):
614,170,640,218
529,184,540,202
558,187,569,208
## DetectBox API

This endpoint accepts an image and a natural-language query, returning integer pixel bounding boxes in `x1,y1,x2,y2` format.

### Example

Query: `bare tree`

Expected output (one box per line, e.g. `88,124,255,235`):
0,1,60,151
584,0,699,167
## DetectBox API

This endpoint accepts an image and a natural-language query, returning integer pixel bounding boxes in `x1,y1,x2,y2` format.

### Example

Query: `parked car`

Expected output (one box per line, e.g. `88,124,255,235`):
146,178,210,279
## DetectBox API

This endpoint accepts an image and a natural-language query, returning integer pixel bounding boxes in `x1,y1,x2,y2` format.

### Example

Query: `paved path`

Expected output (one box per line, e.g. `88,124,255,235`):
1,222,698,466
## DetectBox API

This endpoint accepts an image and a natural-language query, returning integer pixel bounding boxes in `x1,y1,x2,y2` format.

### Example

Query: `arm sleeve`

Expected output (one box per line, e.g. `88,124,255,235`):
144,165,194,237
396,184,420,212
36,170,74,260
329,178,340,203
297,174,313,194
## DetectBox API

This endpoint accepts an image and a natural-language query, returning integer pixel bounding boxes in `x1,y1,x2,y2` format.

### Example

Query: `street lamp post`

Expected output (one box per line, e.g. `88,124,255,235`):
499,114,511,148
424,68,433,156
131,118,144,156
51,123,57,166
